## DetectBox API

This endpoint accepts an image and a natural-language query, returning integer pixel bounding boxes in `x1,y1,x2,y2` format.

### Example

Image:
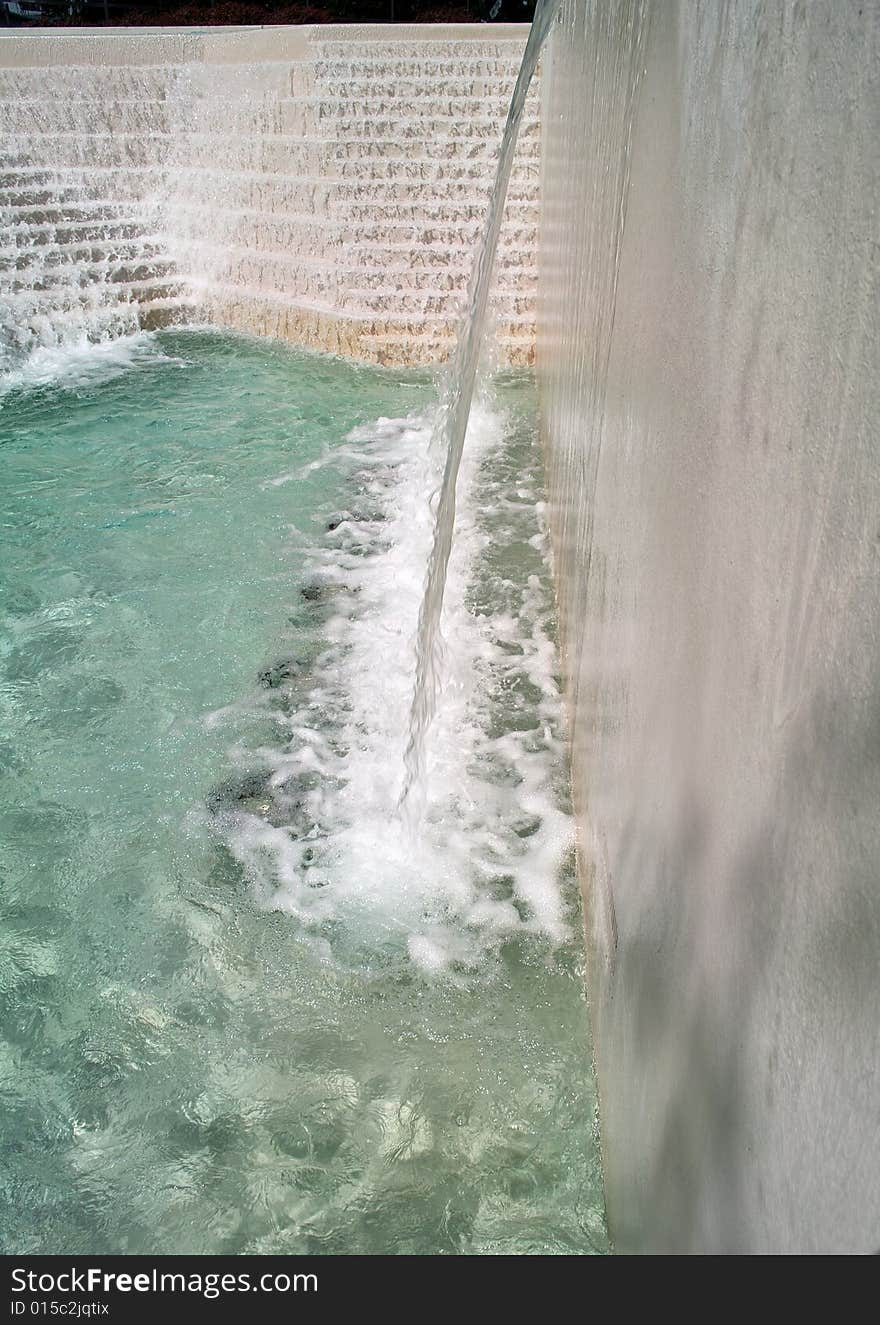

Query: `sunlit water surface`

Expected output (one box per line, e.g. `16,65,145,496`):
0,330,606,1255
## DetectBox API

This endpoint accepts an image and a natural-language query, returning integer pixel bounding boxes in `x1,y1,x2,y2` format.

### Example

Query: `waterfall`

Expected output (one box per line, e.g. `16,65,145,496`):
0,163,156,377
0,59,187,384
402,0,563,802
1,27,538,381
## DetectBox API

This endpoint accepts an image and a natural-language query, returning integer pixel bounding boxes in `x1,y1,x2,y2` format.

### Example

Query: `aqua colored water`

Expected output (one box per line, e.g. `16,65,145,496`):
0,329,606,1255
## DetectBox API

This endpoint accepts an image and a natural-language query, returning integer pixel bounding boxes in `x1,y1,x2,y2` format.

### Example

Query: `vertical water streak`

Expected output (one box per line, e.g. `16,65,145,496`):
402,0,563,802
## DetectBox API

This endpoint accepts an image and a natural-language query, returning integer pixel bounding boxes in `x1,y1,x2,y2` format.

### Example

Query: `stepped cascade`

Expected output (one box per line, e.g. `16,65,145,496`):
0,62,190,368
0,25,539,369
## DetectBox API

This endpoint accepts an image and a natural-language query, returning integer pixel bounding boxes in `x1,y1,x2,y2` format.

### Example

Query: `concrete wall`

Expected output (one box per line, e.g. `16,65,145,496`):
538,0,879,1252
0,23,538,365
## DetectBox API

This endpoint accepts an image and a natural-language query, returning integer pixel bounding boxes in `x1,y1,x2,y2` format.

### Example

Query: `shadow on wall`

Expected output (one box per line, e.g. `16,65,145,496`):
610,678,880,1251
540,0,880,1254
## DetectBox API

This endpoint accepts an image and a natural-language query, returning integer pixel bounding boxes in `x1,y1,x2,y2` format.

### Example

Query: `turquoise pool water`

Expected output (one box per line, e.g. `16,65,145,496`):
0,329,606,1255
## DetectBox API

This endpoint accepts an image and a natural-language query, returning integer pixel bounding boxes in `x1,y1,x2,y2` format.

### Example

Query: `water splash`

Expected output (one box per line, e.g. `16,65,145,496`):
402,0,563,801
0,158,171,384
0,59,187,383
213,390,574,980
0,329,178,402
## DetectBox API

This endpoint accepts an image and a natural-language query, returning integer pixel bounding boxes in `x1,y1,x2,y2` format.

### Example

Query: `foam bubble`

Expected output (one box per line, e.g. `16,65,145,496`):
215,387,575,979
0,331,178,401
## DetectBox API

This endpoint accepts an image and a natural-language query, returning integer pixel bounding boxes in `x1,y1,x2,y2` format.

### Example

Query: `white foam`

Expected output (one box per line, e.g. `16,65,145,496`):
0,330,178,400
216,391,574,979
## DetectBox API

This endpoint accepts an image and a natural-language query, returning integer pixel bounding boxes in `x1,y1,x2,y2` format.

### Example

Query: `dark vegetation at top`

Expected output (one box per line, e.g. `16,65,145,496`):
4,0,537,27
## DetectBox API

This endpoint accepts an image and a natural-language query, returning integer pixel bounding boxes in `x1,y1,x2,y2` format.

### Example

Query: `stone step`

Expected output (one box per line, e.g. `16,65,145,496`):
0,101,172,135
0,168,56,189
159,164,325,191
329,177,535,204
335,156,538,183
322,115,538,142
0,163,157,188
1,144,319,178
312,41,526,59
0,69,171,99
1,186,123,209
337,287,534,317
7,135,535,176
163,193,331,225
338,218,537,247
181,100,312,133
312,56,524,81
312,55,526,75
159,90,537,136
139,293,199,329
160,138,325,175
314,98,537,123
338,240,537,272
318,76,533,100
1,236,169,272
326,138,537,163
2,217,148,244
165,213,328,254
333,264,536,293
328,198,538,224
0,165,329,210
7,257,177,293
1,200,144,225
182,251,340,301
2,137,162,170
356,327,535,367
2,275,184,309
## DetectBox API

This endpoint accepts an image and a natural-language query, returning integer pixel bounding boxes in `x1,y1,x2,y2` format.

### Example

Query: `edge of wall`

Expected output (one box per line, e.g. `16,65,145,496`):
0,23,531,66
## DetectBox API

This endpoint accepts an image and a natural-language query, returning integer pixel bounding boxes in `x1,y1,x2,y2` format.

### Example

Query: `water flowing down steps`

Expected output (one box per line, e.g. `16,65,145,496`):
0,26,540,369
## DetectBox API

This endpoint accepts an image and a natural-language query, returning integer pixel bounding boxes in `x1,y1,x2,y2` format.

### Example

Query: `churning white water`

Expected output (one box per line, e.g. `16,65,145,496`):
201,1,569,977
208,385,574,979
0,328,178,400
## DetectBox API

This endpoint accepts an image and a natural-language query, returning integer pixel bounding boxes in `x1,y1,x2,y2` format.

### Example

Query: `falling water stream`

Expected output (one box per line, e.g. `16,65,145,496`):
403,0,563,799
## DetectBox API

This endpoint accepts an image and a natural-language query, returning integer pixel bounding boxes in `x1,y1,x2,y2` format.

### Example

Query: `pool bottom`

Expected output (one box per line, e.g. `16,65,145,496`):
0,329,607,1255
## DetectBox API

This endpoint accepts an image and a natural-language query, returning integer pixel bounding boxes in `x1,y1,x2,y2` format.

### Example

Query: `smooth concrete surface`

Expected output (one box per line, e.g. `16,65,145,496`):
0,24,538,364
539,0,879,1252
